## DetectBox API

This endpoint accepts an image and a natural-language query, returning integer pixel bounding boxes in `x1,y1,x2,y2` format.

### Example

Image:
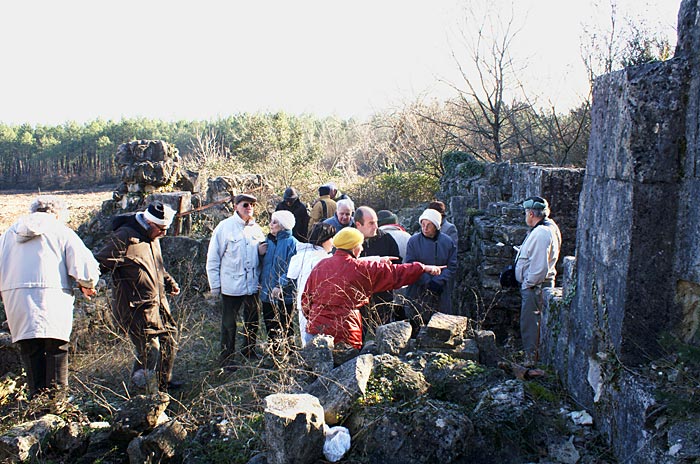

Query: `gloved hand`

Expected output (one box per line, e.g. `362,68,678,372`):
427,280,444,295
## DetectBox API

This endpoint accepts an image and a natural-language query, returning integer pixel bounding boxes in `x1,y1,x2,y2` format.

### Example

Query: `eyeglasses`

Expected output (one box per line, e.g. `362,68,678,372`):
241,202,255,208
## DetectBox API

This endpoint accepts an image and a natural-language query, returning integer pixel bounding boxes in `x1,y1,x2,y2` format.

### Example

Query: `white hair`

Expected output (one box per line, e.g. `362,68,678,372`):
337,198,355,212
30,195,69,221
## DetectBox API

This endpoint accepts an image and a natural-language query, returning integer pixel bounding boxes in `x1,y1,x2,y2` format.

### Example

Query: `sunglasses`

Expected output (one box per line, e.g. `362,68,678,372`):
240,202,255,208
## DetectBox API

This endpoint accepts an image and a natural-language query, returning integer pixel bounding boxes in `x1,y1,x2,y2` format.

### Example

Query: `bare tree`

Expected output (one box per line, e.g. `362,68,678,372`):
418,1,531,163
581,0,675,85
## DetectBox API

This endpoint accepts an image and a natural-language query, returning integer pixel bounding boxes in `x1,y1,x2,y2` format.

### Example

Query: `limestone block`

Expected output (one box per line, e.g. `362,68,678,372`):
450,339,480,361
127,420,187,463
475,330,498,367
264,393,325,464
0,414,65,463
376,321,412,356
425,312,468,343
306,354,374,425
351,399,473,464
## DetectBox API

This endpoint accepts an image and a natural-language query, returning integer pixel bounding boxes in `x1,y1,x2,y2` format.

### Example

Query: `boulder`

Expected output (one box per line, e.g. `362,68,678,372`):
368,354,429,404
421,352,506,408
425,312,468,343
51,422,88,455
375,321,412,356
127,420,187,464
0,414,65,463
451,338,480,361
306,354,374,425
417,312,468,349
350,399,473,464
475,329,499,367
111,392,170,441
264,393,325,464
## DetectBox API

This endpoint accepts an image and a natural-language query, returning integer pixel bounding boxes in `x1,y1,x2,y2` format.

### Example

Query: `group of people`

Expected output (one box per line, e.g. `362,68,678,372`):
204,184,462,369
0,186,560,400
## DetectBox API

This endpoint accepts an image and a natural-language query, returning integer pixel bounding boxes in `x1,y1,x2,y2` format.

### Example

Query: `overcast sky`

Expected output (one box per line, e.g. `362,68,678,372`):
0,0,680,126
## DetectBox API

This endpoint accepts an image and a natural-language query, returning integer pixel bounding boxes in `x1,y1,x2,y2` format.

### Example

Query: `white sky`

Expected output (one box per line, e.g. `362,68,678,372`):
0,0,680,126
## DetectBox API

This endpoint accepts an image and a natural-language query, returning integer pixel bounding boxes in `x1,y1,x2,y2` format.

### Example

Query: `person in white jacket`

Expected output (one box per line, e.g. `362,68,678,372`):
206,194,266,368
284,223,335,347
0,196,100,398
514,196,561,366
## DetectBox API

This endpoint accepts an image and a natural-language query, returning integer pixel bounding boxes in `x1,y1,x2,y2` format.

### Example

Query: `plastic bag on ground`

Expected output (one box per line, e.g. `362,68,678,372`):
323,425,351,462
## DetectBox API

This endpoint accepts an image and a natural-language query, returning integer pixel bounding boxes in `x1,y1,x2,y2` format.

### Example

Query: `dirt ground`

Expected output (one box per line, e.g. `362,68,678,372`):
0,187,113,234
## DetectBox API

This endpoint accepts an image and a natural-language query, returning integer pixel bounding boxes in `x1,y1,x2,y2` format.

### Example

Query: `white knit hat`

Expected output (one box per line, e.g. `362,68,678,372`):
418,208,442,230
272,210,296,231
144,202,175,226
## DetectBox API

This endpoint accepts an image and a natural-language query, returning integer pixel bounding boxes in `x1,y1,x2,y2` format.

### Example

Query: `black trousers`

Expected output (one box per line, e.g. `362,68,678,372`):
262,300,294,344
221,294,260,364
17,338,70,397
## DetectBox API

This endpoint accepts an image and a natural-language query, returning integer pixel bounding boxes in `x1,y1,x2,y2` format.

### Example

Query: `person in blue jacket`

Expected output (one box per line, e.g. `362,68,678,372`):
404,208,458,335
260,210,299,352
323,198,355,232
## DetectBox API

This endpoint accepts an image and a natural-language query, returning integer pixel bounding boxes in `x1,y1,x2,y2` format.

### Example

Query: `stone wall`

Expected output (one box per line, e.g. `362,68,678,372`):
443,162,584,337
440,4,700,461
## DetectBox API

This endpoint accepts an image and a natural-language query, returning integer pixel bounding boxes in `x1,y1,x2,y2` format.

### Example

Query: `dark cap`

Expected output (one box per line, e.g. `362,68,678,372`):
308,222,335,246
428,201,446,215
283,187,298,201
234,193,257,205
377,210,398,227
522,196,548,210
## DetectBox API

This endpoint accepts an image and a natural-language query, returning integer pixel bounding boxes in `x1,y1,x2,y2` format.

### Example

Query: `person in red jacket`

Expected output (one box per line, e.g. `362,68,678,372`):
302,227,444,349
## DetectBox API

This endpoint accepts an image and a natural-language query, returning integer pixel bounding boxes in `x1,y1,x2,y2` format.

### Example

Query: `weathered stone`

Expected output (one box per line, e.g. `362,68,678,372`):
425,312,468,342
349,399,473,464
0,414,65,463
668,418,700,459
301,335,335,378
369,354,429,403
449,338,479,361
127,420,187,463
548,436,581,464
206,175,268,204
264,393,325,464
375,321,412,356
475,330,498,367
51,422,88,454
111,392,170,441
332,343,360,367
473,379,534,421
117,140,181,192
306,354,374,425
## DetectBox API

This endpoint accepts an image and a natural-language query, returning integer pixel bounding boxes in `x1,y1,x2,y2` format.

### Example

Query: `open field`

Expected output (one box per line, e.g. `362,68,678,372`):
0,186,113,234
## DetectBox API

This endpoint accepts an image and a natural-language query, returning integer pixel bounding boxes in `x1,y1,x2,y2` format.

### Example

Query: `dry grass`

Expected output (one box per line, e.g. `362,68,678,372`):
0,187,112,234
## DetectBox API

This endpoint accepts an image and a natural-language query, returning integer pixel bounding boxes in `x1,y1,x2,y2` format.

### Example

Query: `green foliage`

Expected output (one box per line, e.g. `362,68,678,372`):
374,171,439,208
182,414,264,464
524,381,557,402
442,151,485,177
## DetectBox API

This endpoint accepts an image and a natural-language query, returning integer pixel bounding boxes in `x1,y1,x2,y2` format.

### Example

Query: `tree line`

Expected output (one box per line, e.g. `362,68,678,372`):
0,100,590,192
